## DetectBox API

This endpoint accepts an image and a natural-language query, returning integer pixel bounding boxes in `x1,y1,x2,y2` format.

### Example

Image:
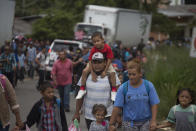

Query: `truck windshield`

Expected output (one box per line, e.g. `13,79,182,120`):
77,25,102,35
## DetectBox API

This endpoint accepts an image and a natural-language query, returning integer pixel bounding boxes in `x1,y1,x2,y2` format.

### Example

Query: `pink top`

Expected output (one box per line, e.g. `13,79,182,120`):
51,59,73,86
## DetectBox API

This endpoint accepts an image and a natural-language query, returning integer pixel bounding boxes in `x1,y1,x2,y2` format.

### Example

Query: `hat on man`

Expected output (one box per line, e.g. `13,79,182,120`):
92,52,104,60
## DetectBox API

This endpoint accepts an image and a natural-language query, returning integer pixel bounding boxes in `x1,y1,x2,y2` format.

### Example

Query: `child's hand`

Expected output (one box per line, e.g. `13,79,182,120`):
91,72,97,82
101,71,106,78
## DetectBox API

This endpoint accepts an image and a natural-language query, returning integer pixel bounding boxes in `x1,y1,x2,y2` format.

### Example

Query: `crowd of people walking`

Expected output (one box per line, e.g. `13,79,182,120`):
0,33,195,131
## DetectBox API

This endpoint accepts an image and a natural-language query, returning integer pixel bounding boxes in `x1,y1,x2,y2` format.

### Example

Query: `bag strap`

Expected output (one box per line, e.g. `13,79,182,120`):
144,80,150,96
123,81,129,103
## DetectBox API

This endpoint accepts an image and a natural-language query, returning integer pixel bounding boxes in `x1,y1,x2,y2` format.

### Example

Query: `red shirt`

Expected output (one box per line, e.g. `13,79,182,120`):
88,44,113,61
51,59,73,86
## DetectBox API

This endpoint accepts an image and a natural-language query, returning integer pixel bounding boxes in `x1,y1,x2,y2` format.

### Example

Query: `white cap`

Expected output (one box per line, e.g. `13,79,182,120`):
92,52,104,60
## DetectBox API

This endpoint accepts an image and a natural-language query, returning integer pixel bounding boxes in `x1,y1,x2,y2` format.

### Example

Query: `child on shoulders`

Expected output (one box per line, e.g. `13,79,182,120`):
76,32,117,101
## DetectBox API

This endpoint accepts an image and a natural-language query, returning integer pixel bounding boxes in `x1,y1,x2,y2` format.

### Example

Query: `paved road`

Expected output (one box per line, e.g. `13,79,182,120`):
10,77,87,131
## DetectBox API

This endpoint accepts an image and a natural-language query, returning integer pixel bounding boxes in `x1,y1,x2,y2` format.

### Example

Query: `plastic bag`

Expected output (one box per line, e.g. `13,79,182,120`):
68,119,81,131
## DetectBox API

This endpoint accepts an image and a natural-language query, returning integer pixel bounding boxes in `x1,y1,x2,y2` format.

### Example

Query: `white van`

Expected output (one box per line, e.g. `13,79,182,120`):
45,39,89,79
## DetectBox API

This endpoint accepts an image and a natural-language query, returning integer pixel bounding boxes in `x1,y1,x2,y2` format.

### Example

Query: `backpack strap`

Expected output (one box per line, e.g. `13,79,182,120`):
123,81,129,103
144,80,150,96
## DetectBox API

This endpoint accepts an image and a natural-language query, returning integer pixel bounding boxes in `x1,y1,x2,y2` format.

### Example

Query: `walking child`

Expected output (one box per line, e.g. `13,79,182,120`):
19,81,68,131
157,88,196,131
89,104,109,131
76,32,117,101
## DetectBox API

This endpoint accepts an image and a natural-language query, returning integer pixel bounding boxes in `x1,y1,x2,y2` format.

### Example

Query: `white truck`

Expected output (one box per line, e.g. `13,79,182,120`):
74,5,152,47
0,0,16,45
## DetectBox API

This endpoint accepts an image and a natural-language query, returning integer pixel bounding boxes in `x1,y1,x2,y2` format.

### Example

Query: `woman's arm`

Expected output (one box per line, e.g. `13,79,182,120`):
109,107,121,131
150,104,158,131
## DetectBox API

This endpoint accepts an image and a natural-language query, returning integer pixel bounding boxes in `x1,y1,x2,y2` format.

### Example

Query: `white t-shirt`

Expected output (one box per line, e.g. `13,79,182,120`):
78,74,121,120
36,52,46,70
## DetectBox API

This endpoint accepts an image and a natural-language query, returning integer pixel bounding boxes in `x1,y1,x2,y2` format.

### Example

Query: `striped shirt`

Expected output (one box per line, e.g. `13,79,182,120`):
0,53,16,73
78,74,121,120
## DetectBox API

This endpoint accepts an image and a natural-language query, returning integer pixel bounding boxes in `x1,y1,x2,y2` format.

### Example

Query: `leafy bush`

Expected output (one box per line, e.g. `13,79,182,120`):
31,10,76,41
144,45,196,119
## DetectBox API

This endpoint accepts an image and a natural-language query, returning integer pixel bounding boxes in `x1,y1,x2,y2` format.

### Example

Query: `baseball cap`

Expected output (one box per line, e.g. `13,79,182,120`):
92,52,104,60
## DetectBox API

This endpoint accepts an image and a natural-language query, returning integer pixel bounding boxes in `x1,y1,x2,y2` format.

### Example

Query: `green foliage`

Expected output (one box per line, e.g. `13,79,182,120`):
144,45,196,119
32,10,75,41
151,13,179,34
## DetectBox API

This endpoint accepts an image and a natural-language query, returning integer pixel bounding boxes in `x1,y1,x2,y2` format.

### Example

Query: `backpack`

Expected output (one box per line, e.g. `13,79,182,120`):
123,79,150,103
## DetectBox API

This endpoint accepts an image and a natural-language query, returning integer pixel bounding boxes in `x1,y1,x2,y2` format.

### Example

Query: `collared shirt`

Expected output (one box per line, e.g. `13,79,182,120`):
41,101,57,131
51,59,73,86
0,53,16,73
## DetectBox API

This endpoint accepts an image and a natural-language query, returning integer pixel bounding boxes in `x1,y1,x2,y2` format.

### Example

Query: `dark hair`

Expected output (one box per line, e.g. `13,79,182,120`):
39,81,54,92
92,104,107,116
176,88,195,105
91,32,103,39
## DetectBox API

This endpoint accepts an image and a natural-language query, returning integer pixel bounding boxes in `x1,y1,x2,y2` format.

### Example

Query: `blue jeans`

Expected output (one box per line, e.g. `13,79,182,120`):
0,122,9,131
57,84,71,109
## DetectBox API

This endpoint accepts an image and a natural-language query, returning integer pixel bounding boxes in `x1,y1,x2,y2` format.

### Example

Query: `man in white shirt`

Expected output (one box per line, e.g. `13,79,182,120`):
72,52,120,130
35,46,46,89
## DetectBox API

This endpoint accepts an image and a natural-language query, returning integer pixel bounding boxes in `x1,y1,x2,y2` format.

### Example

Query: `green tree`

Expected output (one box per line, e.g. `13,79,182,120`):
32,10,75,40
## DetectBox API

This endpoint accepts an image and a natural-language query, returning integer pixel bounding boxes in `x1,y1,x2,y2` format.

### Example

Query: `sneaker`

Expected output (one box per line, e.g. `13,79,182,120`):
111,91,117,101
76,90,86,99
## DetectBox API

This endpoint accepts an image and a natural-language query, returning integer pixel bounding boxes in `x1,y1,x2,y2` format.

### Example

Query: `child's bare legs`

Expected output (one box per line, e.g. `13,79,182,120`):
110,72,117,101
